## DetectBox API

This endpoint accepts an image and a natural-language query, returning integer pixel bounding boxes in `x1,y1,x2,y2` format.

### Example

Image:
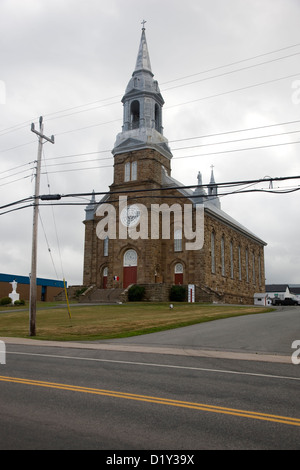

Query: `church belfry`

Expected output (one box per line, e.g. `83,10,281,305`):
112,24,172,161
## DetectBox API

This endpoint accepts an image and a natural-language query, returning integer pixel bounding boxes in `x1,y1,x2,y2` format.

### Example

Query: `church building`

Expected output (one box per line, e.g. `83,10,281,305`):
82,26,266,304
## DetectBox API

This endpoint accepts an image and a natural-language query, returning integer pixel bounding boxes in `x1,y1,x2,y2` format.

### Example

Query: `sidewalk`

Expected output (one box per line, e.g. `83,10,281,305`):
1,336,291,364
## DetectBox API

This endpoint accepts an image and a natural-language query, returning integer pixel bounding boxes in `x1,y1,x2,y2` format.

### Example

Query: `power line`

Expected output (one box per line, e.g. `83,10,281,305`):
38,138,300,176
168,119,300,144
0,174,33,188
161,41,300,86
162,52,300,92
1,41,299,138
165,72,300,110
2,117,300,173
0,160,36,177
1,174,299,216
1,124,299,183
33,118,300,166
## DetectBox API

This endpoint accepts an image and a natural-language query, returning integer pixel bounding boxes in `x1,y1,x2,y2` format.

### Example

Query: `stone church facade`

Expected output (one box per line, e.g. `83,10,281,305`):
83,27,266,304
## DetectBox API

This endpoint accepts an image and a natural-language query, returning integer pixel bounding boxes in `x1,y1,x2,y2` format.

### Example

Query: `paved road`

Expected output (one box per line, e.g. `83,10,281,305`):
97,306,300,357
0,307,299,450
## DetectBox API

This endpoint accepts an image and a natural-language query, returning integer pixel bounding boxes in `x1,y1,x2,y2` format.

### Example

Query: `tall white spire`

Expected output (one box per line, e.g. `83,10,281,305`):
134,24,152,75
112,23,172,159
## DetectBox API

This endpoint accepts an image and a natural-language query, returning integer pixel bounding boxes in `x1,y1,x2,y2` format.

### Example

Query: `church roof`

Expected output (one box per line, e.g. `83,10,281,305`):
162,169,266,246
204,202,267,246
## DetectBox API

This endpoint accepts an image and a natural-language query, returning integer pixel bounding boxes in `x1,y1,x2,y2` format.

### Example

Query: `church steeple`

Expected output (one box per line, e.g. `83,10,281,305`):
134,23,152,74
112,23,172,160
208,166,221,209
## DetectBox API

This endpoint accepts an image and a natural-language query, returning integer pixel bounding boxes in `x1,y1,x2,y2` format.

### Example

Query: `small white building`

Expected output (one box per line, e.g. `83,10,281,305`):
254,293,270,306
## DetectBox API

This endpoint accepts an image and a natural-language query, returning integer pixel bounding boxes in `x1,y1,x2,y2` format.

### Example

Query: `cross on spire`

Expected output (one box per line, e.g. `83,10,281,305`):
141,19,147,30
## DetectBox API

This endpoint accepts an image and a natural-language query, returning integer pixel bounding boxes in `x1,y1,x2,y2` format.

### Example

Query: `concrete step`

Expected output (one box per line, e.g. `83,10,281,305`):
81,288,124,303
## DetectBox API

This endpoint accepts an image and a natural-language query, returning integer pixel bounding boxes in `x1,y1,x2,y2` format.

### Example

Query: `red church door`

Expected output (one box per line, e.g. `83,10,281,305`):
174,263,183,285
123,249,138,288
123,266,137,288
102,267,108,289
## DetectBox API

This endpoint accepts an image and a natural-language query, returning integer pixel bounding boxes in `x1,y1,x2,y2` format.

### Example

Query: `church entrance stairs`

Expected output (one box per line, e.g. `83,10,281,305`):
78,287,124,304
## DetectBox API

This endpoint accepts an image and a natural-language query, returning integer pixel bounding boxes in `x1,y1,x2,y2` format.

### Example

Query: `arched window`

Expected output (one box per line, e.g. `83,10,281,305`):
211,231,215,274
174,229,182,252
221,236,225,276
230,241,234,279
131,161,137,180
130,100,140,129
103,266,108,277
103,236,109,257
175,263,183,274
155,104,161,131
124,162,130,182
123,249,138,267
124,161,137,182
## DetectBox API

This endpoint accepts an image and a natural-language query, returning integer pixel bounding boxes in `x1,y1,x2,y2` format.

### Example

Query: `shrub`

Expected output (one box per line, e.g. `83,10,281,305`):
128,284,145,301
169,285,187,302
0,297,12,306
14,299,25,306
75,287,87,298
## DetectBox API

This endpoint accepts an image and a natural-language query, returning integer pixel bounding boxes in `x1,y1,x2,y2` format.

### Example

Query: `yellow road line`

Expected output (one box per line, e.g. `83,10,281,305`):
0,375,299,427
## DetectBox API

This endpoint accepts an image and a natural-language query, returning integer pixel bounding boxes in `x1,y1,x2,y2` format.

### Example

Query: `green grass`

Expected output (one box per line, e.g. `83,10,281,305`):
0,302,273,342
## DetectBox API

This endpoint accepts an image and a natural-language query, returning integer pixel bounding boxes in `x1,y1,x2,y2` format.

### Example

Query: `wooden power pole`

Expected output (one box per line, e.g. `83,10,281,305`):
29,116,54,336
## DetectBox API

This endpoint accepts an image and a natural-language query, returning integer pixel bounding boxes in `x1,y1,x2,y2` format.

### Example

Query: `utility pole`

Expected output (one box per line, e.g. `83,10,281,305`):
29,116,54,336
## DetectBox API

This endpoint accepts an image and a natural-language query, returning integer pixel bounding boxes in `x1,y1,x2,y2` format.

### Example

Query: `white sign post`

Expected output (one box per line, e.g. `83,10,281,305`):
0,341,6,364
188,284,195,303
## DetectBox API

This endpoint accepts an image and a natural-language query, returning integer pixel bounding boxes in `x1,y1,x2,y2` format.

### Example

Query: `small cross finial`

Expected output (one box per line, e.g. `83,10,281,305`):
141,19,147,30
210,164,214,170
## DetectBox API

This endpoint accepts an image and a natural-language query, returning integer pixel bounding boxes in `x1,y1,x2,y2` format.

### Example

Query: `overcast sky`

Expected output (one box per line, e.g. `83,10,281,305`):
0,0,299,287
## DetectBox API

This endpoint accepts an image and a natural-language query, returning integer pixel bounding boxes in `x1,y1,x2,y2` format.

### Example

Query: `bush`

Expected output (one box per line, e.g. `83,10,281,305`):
14,299,25,306
169,285,187,302
128,285,145,301
75,287,87,298
0,297,12,306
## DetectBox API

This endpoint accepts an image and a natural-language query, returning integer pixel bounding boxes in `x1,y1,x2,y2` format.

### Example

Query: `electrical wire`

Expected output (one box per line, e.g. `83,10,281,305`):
162,52,300,92
165,72,300,110
37,138,300,176
1,119,300,178
41,147,66,281
160,41,300,86
1,174,299,213
1,41,299,138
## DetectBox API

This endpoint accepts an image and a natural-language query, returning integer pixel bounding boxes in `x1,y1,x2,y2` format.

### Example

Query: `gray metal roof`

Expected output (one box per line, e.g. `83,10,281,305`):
265,284,289,292
162,169,267,246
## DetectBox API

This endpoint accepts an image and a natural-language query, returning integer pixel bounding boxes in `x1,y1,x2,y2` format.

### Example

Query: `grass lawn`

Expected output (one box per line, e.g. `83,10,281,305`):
0,302,273,342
